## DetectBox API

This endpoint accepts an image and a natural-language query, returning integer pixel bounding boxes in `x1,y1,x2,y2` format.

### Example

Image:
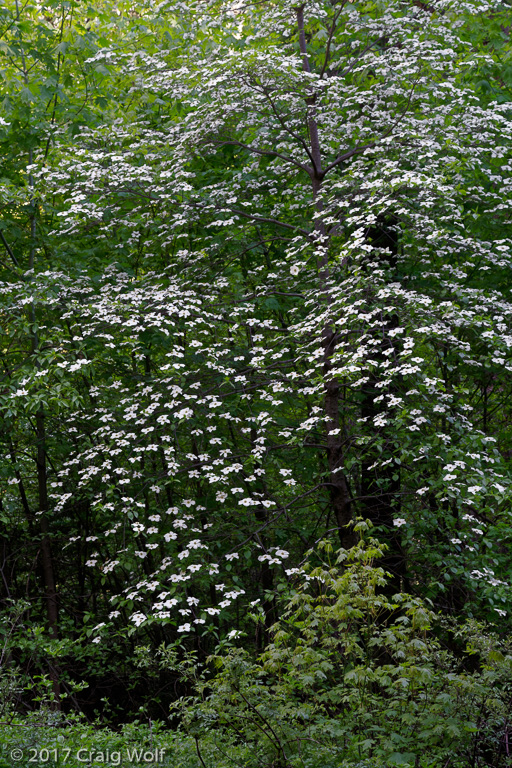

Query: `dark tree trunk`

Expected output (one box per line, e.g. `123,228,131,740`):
36,410,61,707
360,216,406,592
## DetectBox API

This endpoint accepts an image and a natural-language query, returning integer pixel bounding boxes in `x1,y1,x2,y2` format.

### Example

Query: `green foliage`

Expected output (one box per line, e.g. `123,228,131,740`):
0,0,511,746
179,531,512,767
0,716,180,768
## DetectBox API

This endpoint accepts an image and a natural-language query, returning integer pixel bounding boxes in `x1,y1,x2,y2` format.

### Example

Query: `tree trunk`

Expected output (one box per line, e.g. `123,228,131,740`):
360,216,406,592
296,5,354,548
35,410,61,707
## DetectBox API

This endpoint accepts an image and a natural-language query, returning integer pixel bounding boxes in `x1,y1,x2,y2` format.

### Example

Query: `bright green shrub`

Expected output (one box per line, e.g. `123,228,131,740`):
177,528,512,768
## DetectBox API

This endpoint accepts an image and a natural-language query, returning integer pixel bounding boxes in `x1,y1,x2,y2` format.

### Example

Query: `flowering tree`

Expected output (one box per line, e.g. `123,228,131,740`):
1,0,512,683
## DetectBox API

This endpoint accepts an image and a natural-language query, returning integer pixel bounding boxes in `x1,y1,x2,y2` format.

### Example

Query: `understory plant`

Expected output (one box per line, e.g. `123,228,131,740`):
177,525,512,768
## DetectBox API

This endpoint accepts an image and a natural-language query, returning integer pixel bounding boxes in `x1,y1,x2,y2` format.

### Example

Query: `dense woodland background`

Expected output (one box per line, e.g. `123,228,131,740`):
1,0,512,765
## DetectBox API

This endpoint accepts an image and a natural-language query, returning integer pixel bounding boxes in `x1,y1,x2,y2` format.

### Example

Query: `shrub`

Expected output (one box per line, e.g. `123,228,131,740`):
178,528,512,767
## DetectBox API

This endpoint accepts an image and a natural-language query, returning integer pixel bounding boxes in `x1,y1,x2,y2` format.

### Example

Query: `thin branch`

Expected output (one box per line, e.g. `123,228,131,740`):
194,737,208,768
0,230,20,268
323,73,420,175
235,687,290,765
319,4,347,79
338,37,388,80
259,86,315,170
227,207,313,239
213,138,312,175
